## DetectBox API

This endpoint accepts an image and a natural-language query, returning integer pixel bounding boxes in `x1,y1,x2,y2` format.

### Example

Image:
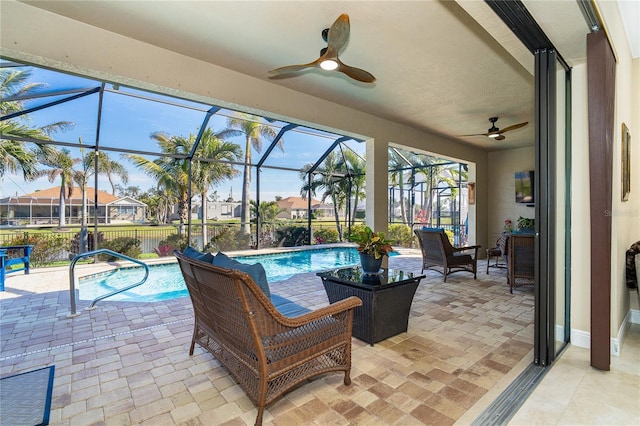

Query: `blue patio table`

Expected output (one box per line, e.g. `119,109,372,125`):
0,245,33,291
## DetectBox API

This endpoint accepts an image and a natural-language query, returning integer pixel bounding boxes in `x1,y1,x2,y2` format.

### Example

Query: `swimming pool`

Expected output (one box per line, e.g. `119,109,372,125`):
79,247,393,302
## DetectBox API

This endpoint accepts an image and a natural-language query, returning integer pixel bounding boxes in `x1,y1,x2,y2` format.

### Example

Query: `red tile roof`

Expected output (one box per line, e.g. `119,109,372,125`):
277,196,321,210
3,187,120,205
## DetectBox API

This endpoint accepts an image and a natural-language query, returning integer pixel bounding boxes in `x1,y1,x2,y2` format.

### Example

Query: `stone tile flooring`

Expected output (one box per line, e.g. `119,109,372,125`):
1,251,536,425
508,323,640,425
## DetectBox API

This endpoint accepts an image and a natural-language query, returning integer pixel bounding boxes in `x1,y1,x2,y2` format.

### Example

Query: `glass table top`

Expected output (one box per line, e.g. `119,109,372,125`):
317,267,424,289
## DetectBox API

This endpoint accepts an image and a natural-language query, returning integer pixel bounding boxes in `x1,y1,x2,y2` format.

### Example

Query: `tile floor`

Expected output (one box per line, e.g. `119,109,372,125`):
0,250,634,425
508,323,640,425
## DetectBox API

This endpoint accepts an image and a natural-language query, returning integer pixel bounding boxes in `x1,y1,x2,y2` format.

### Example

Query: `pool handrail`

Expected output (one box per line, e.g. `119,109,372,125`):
68,249,150,317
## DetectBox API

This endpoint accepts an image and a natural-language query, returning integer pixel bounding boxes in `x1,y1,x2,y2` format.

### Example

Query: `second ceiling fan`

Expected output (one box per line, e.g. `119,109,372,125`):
461,117,528,141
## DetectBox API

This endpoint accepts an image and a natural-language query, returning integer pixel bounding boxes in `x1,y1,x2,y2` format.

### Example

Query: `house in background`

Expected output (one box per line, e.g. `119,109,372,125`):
185,200,242,221
0,187,146,226
276,196,333,219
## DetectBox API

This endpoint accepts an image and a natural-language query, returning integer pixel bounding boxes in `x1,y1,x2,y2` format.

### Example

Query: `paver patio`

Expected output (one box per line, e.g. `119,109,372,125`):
0,250,534,425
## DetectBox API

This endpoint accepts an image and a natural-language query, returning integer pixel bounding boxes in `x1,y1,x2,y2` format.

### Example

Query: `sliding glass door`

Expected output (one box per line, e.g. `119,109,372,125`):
534,48,571,365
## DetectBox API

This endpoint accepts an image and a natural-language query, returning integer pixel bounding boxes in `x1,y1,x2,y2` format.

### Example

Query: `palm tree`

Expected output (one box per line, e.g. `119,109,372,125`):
300,151,345,240
415,159,461,225
388,148,413,224
340,150,366,228
190,129,241,245
219,114,279,234
74,146,129,251
127,130,239,236
91,152,129,194
33,148,78,227
1,69,73,179
127,133,191,232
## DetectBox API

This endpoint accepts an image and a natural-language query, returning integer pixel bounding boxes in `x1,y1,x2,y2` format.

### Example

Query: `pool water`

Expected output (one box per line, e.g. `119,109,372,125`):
79,247,394,302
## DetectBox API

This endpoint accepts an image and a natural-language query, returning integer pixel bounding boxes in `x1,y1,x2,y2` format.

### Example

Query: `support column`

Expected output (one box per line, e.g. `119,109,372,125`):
365,136,388,233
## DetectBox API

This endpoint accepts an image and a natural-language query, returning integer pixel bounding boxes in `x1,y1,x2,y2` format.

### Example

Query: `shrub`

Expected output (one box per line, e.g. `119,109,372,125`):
156,233,190,255
387,224,413,247
70,231,104,254
99,237,141,261
5,233,68,267
445,229,455,245
275,226,308,247
312,228,339,244
346,223,367,241
205,227,252,252
154,244,173,257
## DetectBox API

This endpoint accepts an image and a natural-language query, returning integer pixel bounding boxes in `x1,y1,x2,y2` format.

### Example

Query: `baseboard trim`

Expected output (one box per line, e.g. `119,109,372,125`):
570,309,636,356
570,328,591,349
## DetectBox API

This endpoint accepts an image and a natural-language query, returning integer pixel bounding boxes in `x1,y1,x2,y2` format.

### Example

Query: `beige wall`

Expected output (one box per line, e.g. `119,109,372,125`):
568,1,640,347
597,0,640,342
0,0,489,250
570,63,592,334
487,147,535,244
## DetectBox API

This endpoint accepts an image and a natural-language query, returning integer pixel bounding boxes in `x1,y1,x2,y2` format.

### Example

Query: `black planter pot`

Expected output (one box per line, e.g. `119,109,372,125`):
359,253,383,275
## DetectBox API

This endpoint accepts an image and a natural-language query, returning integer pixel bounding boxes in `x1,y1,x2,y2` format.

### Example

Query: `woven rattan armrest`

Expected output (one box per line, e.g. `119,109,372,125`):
452,244,480,252
452,245,480,256
268,296,362,328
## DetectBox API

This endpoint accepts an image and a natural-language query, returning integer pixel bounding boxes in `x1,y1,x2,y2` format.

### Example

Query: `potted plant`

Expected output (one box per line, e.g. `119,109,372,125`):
349,226,394,275
517,216,535,232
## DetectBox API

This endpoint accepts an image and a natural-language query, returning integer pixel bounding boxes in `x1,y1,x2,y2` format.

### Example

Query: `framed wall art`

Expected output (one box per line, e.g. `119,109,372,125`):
468,182,476,205
622,123,630,201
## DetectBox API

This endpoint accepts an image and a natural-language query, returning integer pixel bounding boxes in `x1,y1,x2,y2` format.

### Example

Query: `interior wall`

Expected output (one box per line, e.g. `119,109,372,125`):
0,1,490,250
568,1,640,350
487,146,535,243
570,63,592,337
597,0,640,344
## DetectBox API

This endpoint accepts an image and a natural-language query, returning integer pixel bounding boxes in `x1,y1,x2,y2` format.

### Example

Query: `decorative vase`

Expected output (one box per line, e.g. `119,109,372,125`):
360,253,383,275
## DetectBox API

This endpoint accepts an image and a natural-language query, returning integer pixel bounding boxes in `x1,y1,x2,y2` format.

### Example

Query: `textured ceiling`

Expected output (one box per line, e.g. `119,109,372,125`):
20,1,590,152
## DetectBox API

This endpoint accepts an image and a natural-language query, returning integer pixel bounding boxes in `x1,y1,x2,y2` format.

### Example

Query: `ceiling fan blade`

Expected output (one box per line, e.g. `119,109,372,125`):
460,133,490,137
325,14,350,58
268,60,319,77
499,121,529,133
336,61,376,83
495,134,506,141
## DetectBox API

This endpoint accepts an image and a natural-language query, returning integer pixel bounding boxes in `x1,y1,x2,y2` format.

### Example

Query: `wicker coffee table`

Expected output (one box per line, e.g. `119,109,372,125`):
317,267,424,345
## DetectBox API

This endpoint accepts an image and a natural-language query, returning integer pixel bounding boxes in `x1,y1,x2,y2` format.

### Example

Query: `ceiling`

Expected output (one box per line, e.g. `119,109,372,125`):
20,1,593,152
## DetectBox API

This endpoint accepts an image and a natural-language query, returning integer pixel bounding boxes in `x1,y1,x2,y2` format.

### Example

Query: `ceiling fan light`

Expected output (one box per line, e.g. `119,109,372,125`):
320,59,339,70
488,133,500,139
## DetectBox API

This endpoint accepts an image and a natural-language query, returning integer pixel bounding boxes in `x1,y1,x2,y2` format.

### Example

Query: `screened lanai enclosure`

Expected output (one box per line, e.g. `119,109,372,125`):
1,61,469,263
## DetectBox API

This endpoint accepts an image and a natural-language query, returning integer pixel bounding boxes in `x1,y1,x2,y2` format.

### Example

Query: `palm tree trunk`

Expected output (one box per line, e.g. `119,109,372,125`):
351,186,360,227
332,194,342,240
241,137,251,234
201,192,208,249
79,185,88,253
58,180,66,227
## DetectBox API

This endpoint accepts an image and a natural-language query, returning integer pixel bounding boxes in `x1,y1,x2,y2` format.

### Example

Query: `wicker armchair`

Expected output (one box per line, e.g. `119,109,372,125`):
175,251,362,425
505,233,535,293
414,229,480,282
486,233,508,274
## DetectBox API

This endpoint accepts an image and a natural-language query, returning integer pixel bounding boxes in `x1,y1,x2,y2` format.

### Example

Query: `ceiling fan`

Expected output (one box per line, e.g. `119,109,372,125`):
461,117,528,141
268,13,376,83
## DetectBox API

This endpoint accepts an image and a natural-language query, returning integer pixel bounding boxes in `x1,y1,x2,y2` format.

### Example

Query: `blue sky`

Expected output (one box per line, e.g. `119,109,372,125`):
2,64,365,201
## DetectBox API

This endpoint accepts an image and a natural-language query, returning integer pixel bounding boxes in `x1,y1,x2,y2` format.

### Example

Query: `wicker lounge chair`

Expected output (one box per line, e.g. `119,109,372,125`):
505,233,535,293
414,229,480,282
175,251,362,425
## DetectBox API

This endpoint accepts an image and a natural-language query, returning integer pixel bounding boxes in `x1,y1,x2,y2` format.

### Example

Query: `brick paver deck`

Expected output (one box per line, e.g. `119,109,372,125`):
0,250,534,425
